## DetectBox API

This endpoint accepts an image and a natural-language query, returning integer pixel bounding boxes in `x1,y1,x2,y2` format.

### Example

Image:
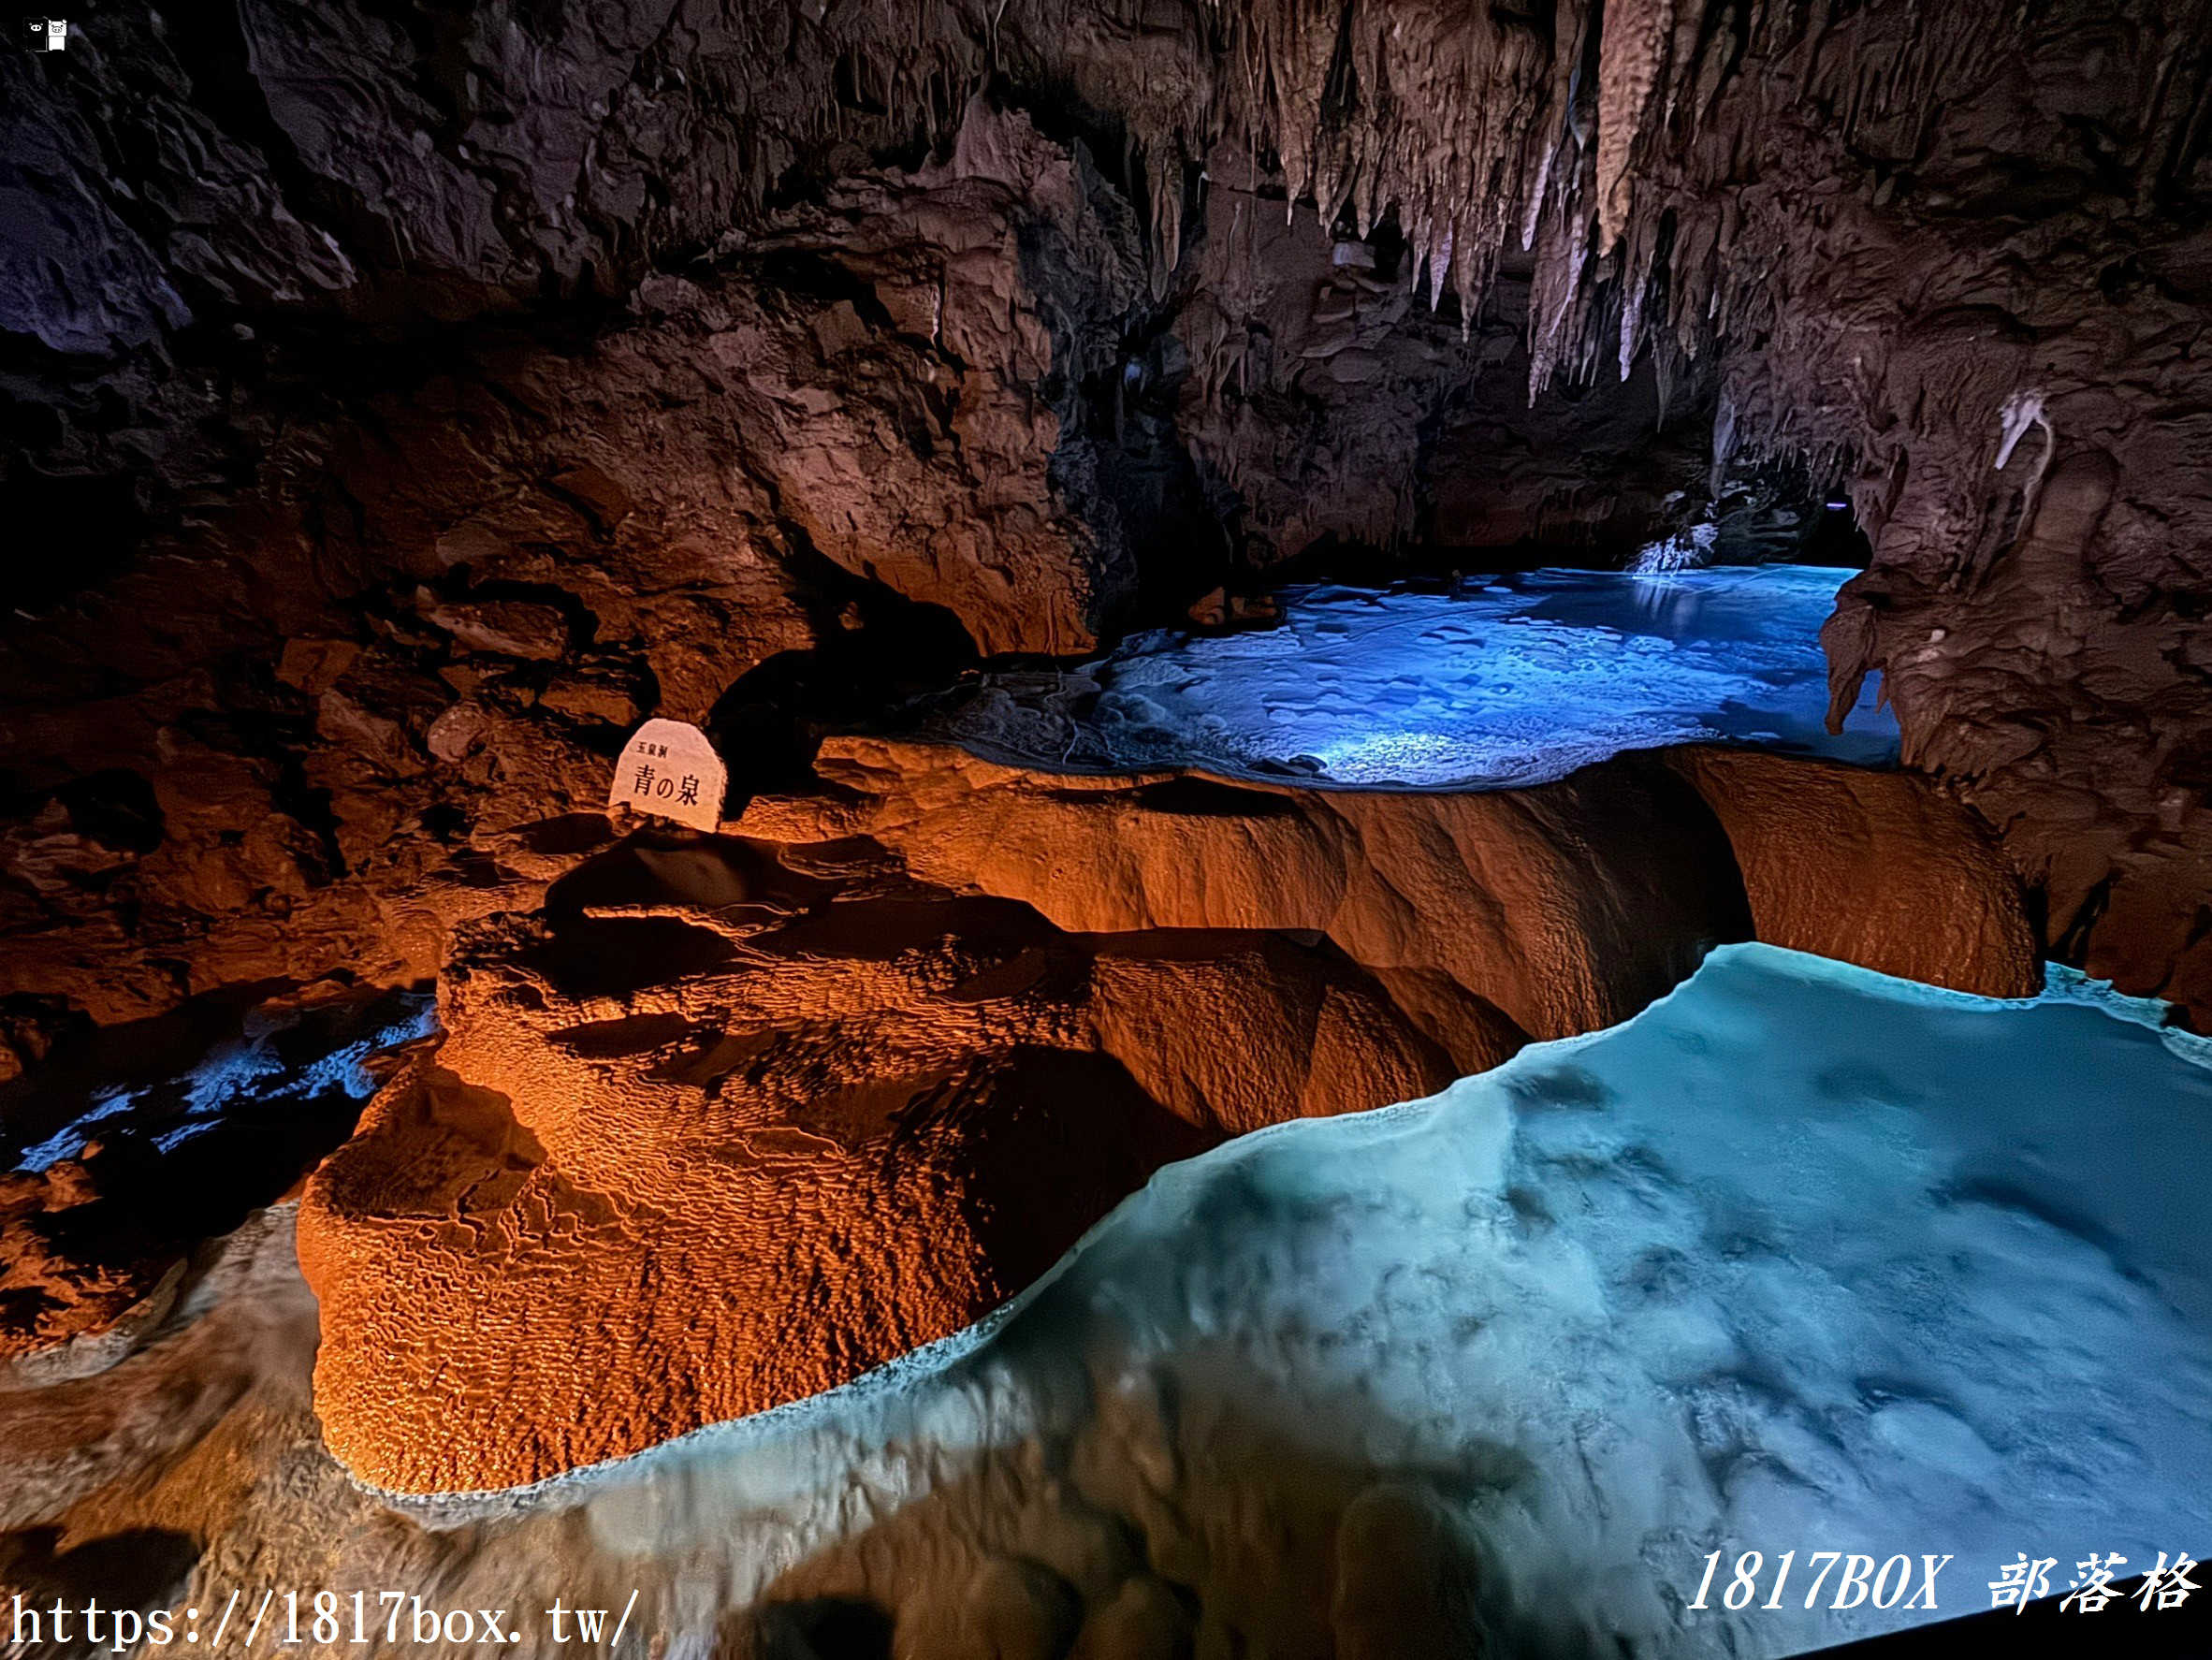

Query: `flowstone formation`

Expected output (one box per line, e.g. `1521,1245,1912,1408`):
7,951,2209,1660
302,835,1455,1493
301,740,2036,1493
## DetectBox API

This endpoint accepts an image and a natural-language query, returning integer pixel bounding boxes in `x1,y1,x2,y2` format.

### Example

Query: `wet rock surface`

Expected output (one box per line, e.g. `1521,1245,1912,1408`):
0,1206,1518,1660
9,941,2204,1660
2,2,2207,1652
0,982,433,1374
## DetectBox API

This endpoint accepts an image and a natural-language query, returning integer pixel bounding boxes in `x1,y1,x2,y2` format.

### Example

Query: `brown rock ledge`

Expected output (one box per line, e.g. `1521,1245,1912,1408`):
299,741,2037,1493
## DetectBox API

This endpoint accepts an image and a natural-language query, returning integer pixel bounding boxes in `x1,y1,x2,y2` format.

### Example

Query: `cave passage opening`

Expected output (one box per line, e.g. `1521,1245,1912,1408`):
16,0,2212,1646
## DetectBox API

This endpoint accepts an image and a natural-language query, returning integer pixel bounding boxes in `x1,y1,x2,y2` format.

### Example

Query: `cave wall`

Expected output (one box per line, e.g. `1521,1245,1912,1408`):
1700,9,2212,1014
4,0,2212,1048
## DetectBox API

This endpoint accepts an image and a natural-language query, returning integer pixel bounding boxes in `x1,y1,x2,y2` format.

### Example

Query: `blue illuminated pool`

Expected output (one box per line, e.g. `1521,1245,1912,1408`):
956,565,1898,788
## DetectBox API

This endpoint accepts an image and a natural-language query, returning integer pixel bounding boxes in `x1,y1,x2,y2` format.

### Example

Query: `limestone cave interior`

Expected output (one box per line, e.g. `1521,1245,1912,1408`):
3,2,2211,1655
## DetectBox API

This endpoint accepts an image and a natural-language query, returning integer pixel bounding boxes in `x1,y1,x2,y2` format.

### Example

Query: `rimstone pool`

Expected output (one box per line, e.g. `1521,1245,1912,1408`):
941,565,1899,789
3,572,2203,1659
49,945,2188,1660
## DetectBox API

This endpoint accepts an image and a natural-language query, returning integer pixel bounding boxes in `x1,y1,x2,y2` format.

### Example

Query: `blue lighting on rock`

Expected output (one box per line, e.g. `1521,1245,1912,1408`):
3,992,438,1175
484,950,2212,1659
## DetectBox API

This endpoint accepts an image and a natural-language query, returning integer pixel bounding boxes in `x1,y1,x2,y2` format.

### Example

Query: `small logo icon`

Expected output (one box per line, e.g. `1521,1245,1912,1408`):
26,17,67,51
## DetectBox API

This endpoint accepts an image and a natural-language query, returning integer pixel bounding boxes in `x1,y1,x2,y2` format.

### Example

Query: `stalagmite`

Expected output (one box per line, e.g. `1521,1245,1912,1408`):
7,2,2212,1653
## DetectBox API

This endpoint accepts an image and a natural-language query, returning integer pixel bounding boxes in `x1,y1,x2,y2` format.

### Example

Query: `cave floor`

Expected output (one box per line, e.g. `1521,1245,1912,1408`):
0,573,2193,1659
3,947,2206,1659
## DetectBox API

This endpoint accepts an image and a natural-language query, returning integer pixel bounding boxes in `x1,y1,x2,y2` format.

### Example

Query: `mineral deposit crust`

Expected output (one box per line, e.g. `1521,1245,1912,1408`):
300,741,2037,1493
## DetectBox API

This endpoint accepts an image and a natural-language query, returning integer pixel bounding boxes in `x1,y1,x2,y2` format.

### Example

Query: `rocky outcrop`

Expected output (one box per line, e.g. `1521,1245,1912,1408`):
1664,748,2041,998
1681,22,2212,1023
14,2,2203,1036
300,738,2034,1493
299,835,1455,1493
738,736,1754,1070
0,97,1173,1049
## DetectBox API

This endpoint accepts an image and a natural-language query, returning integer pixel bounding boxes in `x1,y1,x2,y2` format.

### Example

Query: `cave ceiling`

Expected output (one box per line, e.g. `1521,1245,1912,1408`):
2,0,2211,1056
5,6,2212,1641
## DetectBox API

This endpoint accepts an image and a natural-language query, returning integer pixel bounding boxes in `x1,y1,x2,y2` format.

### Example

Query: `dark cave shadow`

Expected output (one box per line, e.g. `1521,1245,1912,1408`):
0,980,435,1205
0,982,434,1351
703,527,982,808
0,1525,201,1658
541,834,839,921
750,1597,896,1660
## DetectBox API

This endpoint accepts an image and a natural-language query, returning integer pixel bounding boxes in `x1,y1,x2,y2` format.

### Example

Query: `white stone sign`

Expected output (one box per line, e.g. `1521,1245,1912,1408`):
607,719,726,831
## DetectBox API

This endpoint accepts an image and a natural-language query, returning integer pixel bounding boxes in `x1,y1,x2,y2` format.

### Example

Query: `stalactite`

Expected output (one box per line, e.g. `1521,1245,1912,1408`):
1618,208,1657,381
628,0,2212,519
1595,0,1675,253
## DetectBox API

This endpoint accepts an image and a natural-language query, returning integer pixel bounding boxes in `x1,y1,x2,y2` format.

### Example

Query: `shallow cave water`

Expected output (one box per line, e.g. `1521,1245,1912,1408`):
354,950,2212,1660
939,565,1899,788
7,4,2212,1658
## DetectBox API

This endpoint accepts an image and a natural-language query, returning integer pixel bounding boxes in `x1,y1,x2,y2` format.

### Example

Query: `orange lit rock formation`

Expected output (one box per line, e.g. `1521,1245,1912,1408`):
300,741,2037,1494
736,737,1758,1071
1663,748,2041,998
299,837,1454,1493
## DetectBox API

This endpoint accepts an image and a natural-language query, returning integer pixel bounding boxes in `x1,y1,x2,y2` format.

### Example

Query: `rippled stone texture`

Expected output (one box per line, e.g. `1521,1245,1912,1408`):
301,741,2035,1493
8,944,2206,1658
300,837,1454,1493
